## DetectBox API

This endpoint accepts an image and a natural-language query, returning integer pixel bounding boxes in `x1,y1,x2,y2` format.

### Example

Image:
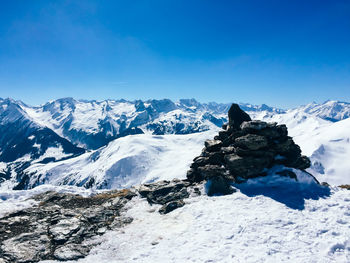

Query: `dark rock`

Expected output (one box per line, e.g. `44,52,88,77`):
235,134,269,151
197,165,233,181
256,124,288,139
159,200,185,214
292,155,311,170
234,147,275,159
186,168,203,182
191,156,210,168
206,176,236,196
225,154,271,179
141,180,190,205
240,120,268,131
204,140,222,152
228,104,252,129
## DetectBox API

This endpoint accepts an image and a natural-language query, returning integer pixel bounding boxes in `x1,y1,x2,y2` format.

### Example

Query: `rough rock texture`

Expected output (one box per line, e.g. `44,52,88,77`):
0,179,202,262
187,104,311,194
0,189,136,262
138,179,202,214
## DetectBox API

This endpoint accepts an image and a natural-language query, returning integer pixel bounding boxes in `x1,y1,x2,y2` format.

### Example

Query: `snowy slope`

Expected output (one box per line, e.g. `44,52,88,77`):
297,100,350,122
12,130,217,190
41,173,350,263
0,98,84,168
3,107,349,190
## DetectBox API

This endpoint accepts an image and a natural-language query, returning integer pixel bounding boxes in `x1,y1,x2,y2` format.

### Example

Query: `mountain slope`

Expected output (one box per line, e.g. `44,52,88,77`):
296,100,350,122
5,131,217,190
21,98,284,150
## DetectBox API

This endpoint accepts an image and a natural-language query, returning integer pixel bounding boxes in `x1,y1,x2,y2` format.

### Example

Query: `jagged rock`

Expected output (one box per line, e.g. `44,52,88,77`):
204,139,222,152
228,103,252,129
234,134,269,151
140,180,190,205
159,200,185,214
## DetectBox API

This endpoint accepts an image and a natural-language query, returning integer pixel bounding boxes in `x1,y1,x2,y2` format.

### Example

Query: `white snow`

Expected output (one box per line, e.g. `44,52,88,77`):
33,145,72,163
23,130,217,189
41,173,350,263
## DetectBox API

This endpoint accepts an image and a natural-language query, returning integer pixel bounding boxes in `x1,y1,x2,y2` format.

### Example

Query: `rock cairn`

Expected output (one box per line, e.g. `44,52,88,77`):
187,103,311,195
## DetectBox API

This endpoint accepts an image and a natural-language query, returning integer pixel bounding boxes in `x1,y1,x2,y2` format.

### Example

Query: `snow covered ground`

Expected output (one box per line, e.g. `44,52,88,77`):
40,173,350,263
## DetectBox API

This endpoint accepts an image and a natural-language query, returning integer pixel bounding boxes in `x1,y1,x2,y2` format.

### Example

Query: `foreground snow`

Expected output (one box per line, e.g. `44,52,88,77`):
41,174,350,263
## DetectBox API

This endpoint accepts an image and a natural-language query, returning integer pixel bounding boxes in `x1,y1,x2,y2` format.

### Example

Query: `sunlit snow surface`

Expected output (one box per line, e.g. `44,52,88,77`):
40,173,350,263
16,130,217,190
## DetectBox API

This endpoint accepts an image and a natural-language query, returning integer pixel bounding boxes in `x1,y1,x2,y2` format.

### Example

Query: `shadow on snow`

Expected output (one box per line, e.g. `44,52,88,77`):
234,175,331,210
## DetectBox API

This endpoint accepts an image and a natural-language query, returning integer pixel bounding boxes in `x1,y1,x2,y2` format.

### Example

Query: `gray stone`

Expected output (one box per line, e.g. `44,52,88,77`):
204,139,222,152
206,176,236,196
235,134,269,151
240,120,268,131
159,200,185,214
197,165,233,181
225,154,271,179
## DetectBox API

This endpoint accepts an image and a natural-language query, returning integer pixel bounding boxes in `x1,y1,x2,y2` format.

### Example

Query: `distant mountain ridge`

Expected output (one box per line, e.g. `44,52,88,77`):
0,97,349,190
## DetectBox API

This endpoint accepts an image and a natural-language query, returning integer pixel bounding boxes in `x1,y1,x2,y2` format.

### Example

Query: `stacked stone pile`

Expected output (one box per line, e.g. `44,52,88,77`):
187,104,311,194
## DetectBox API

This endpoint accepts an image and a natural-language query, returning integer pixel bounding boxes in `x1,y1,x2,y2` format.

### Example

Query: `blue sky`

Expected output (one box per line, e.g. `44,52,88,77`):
0,0,349,108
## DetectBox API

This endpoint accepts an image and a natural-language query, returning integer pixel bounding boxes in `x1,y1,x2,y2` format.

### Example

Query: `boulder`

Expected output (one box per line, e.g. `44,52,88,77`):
228,103,252,129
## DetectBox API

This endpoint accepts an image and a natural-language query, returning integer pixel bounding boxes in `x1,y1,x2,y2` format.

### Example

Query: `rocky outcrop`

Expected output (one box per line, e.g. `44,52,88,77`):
187,105,311,195
0,189,136,262
138,179,201,214
0,179,202,262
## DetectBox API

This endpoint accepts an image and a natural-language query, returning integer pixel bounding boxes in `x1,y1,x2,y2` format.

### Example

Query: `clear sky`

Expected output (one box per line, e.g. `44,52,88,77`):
0,0,349,108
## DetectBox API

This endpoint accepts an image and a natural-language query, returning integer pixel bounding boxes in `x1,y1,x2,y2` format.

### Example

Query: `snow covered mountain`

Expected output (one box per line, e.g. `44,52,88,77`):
0,98,350,190
296,100,350,122
21,98,227,149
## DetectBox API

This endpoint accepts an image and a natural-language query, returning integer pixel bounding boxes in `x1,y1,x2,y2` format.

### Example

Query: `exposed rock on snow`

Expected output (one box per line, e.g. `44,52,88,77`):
187,105,313,195
0,189,135,262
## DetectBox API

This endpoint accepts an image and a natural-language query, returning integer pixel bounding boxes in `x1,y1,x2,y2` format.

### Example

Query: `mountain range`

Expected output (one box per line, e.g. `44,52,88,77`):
0,98,349,190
